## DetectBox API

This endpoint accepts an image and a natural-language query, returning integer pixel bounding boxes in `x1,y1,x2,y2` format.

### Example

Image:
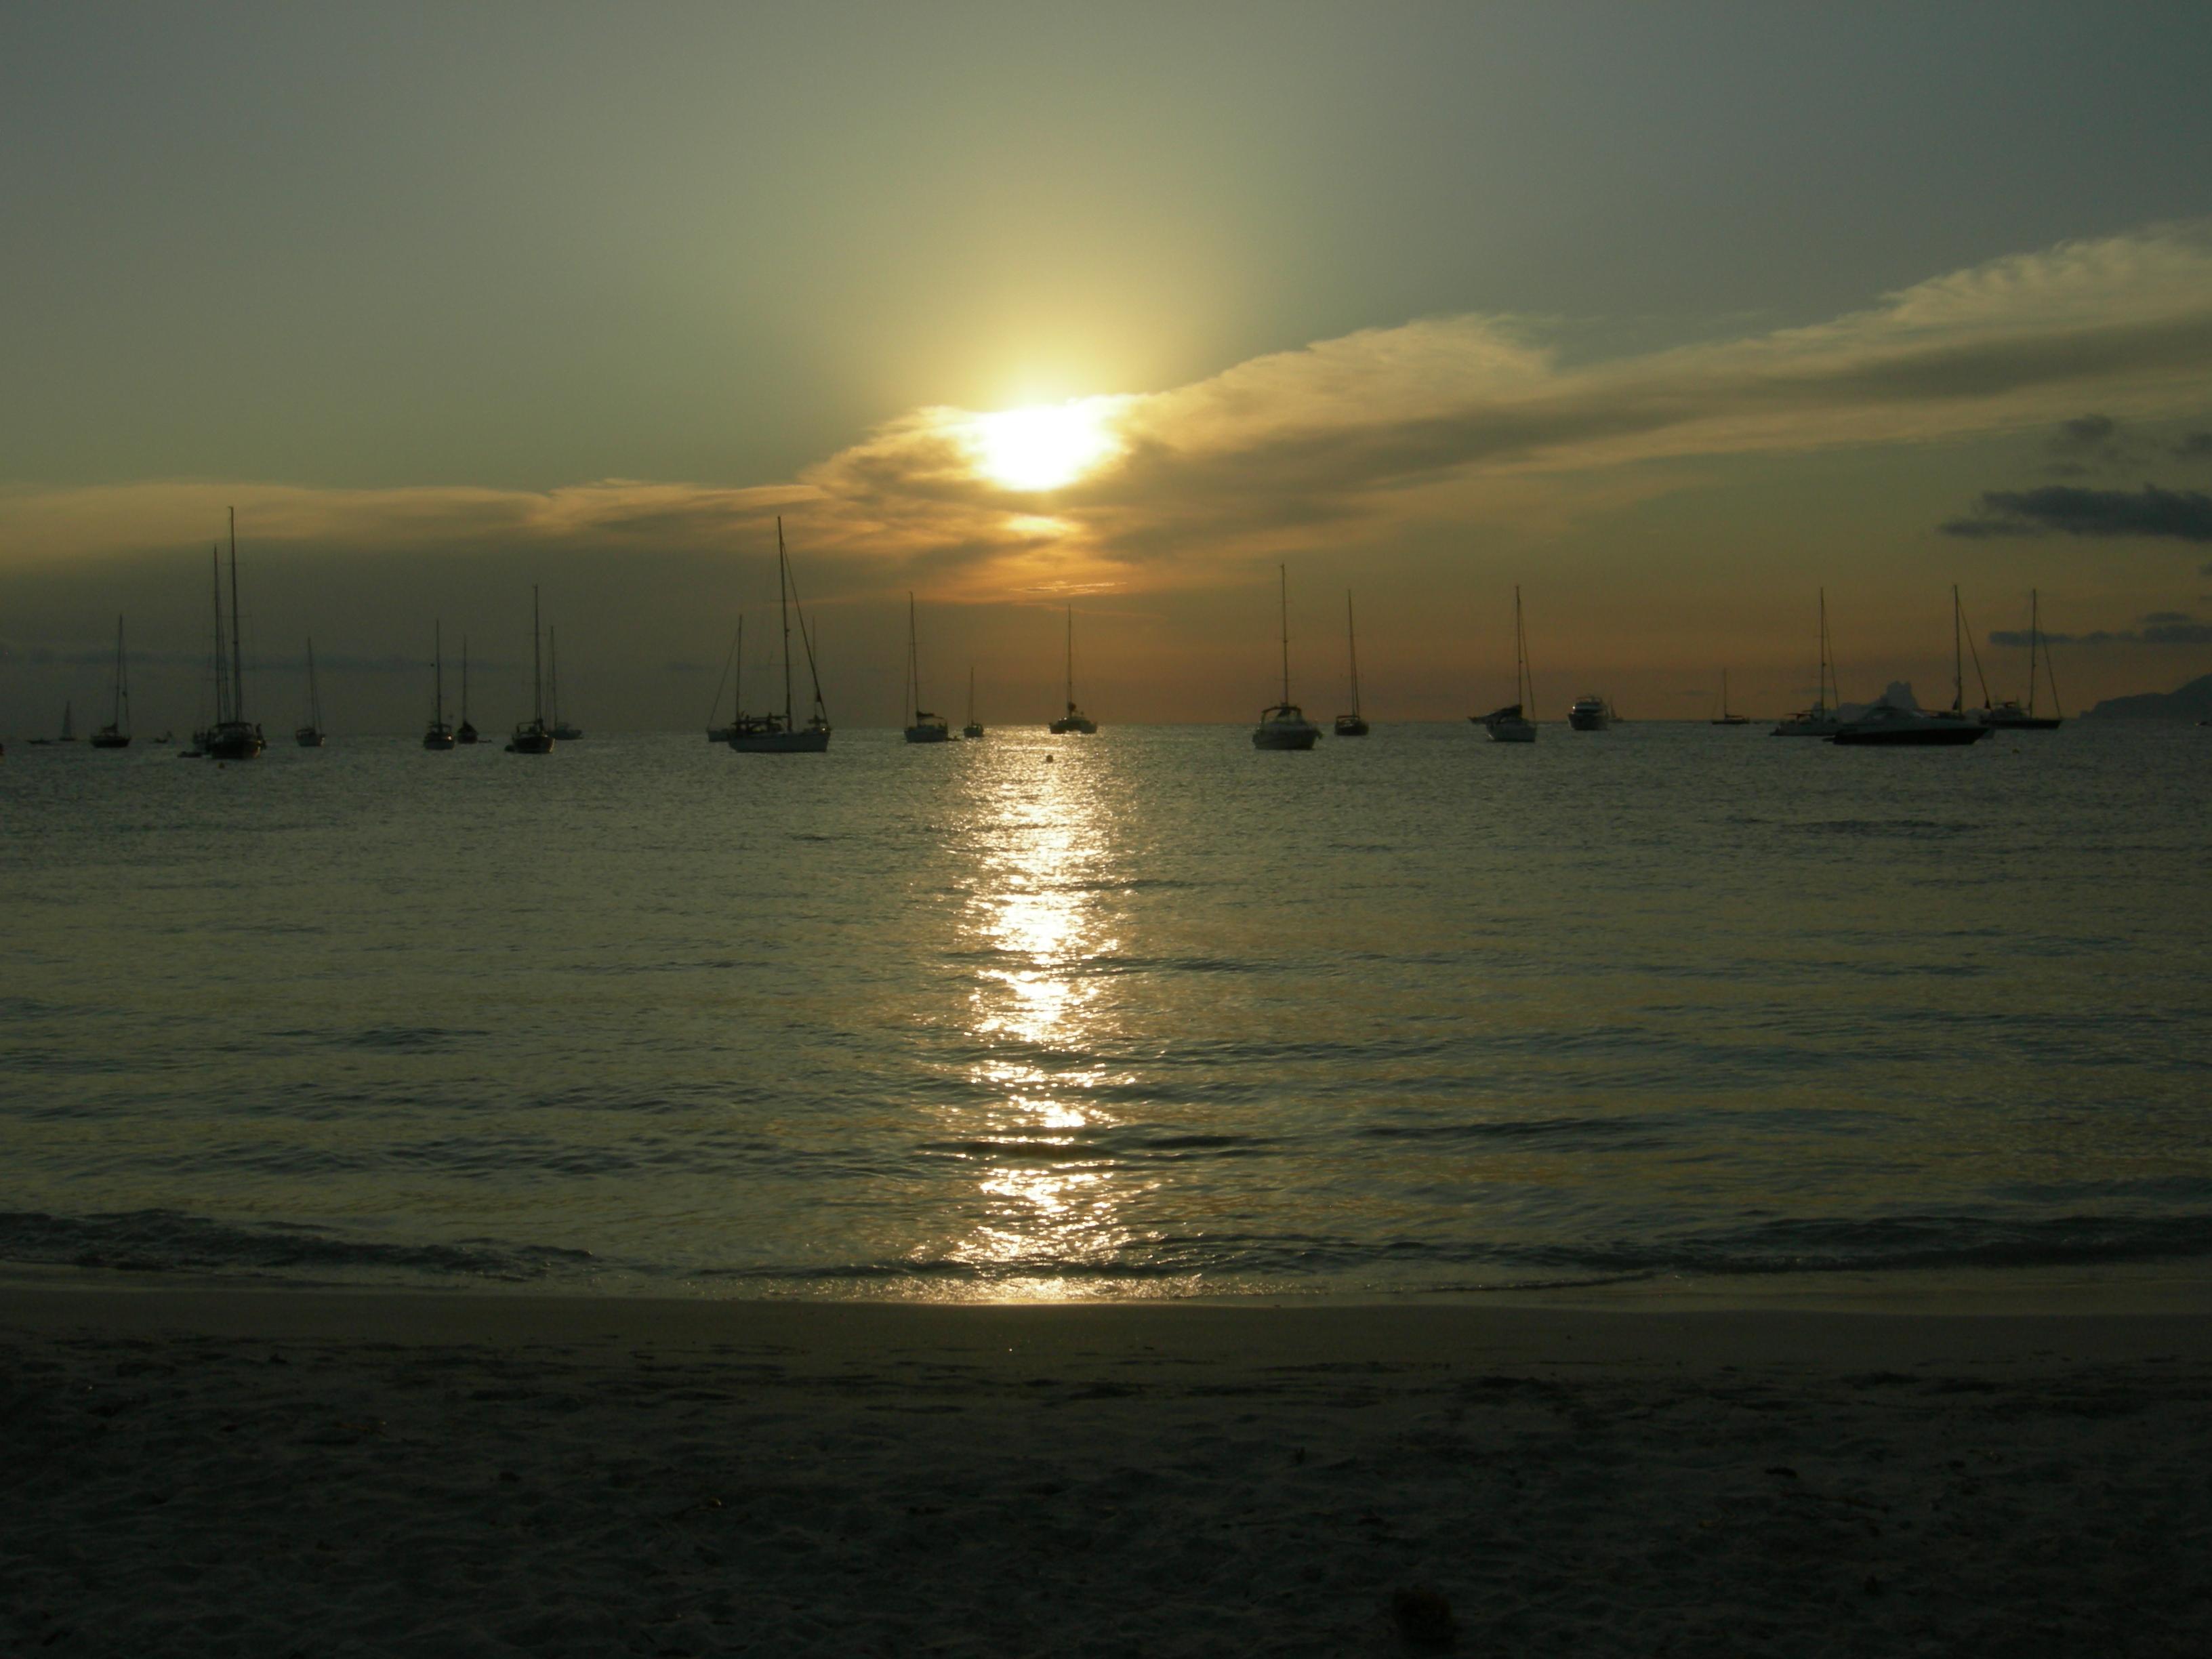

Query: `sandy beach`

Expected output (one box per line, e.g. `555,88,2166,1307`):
5,1273,2211,1657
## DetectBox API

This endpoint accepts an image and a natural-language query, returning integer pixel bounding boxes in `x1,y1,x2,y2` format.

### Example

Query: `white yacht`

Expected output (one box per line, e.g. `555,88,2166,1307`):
1567,693,1613,731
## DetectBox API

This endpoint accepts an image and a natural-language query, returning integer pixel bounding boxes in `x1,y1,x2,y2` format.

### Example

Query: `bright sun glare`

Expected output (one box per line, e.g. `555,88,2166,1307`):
967,398,1123,492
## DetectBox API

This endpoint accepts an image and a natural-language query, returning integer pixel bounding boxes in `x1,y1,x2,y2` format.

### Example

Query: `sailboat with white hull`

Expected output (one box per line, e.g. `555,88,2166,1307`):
728,518,832,753
1474,587,1537,742
203,509,266,760
508,588,555,754
1334,592,1368,736
1981,589,2064,729
295,637,327,747
424,621,456,750
1252,566,1321,749
89,617,131,747
1048,607,1097,733
902,594,950,743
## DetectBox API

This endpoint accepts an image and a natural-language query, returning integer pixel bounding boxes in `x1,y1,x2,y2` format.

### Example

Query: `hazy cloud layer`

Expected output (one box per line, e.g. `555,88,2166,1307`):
1942,484,2212,542
9,225,2212,594
1992,609,2212,647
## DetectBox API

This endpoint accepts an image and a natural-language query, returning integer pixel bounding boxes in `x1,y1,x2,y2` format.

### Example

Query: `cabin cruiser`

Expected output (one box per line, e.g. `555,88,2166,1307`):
1567,694,1613,731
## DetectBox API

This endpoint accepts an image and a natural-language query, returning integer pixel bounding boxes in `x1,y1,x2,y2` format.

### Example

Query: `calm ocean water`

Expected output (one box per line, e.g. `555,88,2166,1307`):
3,721,2207,1298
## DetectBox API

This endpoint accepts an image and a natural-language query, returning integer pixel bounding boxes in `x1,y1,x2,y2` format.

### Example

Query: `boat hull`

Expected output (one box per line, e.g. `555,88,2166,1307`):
88,731,131,750
1771,712,1845,736
729,726,832,754
962,723,985,739
903,724,951,744
1252,704,1320,749
1333,715,1370,737
1049,716,1097,734
423,726,455,751
295,729,325,748
1981,712,2064,731
1568,705,1611,731
204,722,264,760
1831,720,1990,747
1484,718,1536,743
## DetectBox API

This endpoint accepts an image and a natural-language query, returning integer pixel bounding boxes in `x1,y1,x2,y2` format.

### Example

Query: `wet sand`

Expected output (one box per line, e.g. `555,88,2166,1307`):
6,1275,2211,1656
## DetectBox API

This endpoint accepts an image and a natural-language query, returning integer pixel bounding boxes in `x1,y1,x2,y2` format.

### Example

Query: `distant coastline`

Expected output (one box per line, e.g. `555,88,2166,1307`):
2081,672,2212,720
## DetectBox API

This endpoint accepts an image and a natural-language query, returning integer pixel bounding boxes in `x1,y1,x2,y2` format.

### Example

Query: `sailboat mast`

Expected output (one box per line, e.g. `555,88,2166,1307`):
211,547,227,724
307,636,321,729
1278,565,1291,705
1346,591,1361,715
532,586,544,722
778,518,794,726
907,592,919,720
459,636,469,722
1065,606,1075,714
228,507,245,720
113,615,128,730
2028,588,2041,716
549,627,560,726
1514,584,1530,709
1817,587,1832,711
434,620,445,724
1951,584,1963,714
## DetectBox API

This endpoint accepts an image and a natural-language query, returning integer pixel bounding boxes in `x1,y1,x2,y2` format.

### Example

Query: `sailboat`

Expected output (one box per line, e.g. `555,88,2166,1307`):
1711,669,1749,726
508,588,556,754
295,636,327,747
728,518,832,753
1252,566,1321,749
37,699,77,745
89,617,131,747
1333,592,1368,736
1981,589,2064,729
962,666,984,740
455,636,478,744
1772,590,1845,736
1048,606,1097,733
1831,586,1989,746
1474,587,1538,742
903,594,951,743
424,621,456,750
204,510,266,760
707,617,744,742
548,627,582,740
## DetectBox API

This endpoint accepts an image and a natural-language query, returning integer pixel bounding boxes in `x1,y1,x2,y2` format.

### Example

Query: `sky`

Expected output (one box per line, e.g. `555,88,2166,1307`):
5,0,2212,733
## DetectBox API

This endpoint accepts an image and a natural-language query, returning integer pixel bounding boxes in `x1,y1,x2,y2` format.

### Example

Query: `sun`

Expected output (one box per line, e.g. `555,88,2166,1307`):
966,398,1124,492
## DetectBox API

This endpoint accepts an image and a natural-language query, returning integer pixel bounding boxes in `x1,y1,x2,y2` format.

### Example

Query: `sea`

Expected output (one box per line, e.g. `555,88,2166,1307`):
3,720,2207,1300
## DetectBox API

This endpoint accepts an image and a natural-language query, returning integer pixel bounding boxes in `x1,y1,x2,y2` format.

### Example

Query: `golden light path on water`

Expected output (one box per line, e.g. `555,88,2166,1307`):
945,742,1153,1299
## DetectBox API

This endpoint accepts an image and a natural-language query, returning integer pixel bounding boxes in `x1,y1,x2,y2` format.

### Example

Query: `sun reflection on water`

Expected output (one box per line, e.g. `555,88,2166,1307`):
941,739,1155,1297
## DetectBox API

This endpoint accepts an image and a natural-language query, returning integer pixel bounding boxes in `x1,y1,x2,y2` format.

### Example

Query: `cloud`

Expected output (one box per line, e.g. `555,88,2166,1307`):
11,224,2212,592
1941,484,2212,541
1992,610,2212,647
2054,413,2118,449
